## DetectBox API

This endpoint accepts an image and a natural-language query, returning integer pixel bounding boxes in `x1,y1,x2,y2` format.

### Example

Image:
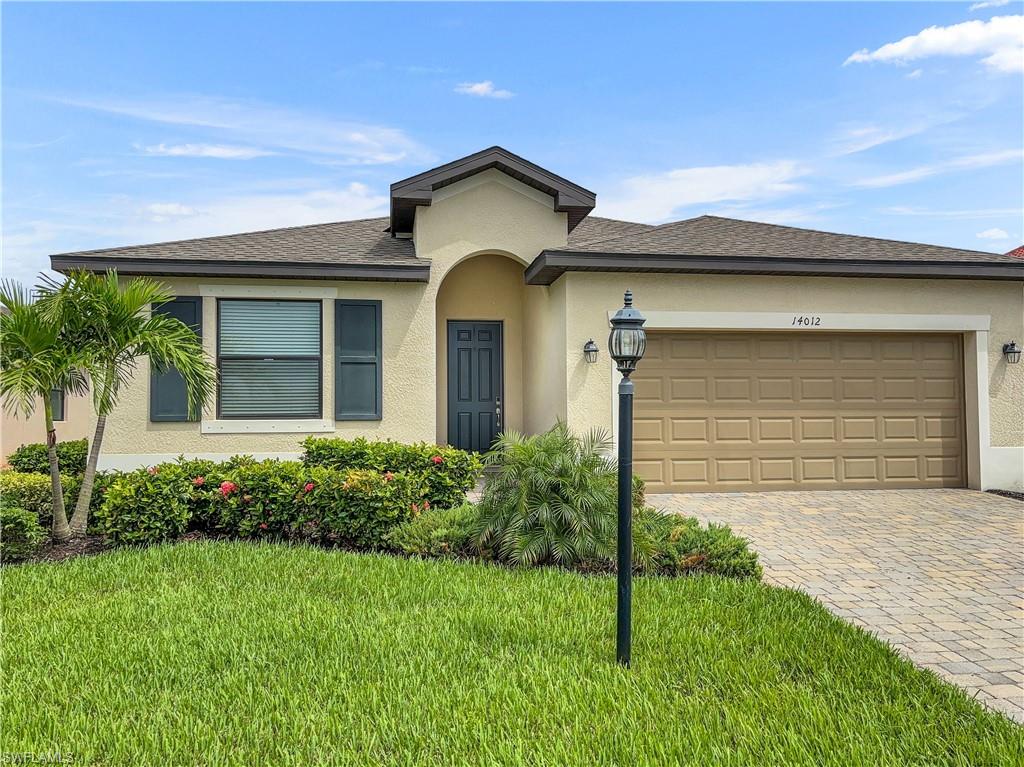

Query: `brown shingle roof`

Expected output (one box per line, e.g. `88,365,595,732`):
50,217,430,282
566,216,655,247
562,215,1022,265
52,216,416,266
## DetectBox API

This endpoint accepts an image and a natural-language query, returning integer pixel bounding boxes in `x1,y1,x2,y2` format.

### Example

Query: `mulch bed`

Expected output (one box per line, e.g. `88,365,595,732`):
27,535,112,564
986,489,1024,502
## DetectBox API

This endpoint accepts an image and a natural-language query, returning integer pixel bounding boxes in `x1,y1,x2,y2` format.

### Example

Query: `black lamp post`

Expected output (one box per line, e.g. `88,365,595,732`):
607,290,646,666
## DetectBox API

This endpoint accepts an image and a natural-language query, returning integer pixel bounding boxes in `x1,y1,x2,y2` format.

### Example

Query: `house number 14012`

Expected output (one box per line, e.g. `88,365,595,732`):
792,315,822,326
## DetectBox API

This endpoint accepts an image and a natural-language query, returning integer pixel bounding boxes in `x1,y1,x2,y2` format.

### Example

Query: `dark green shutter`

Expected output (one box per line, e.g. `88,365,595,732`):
335,300,382,420
150,296,202,422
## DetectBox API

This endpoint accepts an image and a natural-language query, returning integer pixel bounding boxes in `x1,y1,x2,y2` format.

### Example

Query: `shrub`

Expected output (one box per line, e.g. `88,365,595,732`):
386,503,482,558
96,457,421,550
8,438,89,475
0,470,112,530
301,437,482,509
95,465,193,545
636,509,762,579
207,461,420,549
477,423,645,568
0,507,47,562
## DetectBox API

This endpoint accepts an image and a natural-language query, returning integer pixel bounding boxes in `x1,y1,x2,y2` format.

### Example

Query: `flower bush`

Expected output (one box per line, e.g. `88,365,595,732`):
96,457,421,550
300,437,482,509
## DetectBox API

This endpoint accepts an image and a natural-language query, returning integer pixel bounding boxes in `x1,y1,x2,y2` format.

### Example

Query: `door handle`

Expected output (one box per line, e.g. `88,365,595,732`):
495,396,502,426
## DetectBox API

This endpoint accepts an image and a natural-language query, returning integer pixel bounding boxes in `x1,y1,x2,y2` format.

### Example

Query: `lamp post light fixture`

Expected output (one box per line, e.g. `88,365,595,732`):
1004,340,1021,364
607,289,646,667
583,339,599,363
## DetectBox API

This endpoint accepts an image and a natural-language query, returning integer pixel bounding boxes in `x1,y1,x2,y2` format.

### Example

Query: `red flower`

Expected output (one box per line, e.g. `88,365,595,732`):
219,481,238,496
411,502,420,514
147,466,159,475
423,499,431,510
192,476,206,487
431,455,444,465
259,523,268,530
383,471,394,482
304,482,315,493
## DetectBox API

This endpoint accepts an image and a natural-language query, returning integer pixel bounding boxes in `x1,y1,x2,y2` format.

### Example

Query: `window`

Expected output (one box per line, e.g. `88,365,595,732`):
217,299,322,419
335,300,383,420
50,388,65,422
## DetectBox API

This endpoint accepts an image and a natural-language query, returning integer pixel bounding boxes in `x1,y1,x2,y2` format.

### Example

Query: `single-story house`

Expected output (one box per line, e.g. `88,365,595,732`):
52,147,1023,491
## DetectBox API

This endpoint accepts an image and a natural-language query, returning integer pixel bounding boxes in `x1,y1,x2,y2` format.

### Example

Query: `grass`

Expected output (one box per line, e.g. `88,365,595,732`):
3,542,1020,766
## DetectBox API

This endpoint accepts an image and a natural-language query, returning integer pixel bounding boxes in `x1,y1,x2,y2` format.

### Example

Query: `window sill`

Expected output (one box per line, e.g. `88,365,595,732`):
201,419,335,435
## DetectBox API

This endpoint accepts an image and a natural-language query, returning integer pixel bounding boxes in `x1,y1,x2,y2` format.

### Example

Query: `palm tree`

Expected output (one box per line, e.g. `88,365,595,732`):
38,270,216,536
1,281,91,542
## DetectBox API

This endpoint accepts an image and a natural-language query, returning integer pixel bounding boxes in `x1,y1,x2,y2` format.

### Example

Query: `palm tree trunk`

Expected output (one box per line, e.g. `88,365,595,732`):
69,413,106,536
44,398,71,543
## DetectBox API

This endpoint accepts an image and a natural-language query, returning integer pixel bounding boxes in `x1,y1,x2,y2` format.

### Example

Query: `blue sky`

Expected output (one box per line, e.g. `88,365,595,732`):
3,1,1022,285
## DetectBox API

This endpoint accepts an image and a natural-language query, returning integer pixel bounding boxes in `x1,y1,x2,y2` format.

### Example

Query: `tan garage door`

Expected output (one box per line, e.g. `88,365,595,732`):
633,332,965,492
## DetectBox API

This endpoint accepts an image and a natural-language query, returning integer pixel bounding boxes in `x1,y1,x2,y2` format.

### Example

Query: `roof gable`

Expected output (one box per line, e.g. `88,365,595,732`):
389,146,596,236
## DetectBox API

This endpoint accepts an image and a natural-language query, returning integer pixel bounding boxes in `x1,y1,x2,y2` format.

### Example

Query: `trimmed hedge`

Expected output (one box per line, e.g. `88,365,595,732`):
0,470,112,529
7,438,89,475
386,503,482,558
301,437,482,509
96,458,421,549
1,507,46,562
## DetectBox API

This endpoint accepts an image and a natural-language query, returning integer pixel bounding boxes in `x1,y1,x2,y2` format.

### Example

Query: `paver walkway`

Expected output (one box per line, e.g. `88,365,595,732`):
651,489,1024,722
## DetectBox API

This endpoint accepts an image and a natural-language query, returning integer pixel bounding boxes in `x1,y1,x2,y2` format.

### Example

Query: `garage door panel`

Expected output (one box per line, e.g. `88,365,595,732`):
635,332,964,492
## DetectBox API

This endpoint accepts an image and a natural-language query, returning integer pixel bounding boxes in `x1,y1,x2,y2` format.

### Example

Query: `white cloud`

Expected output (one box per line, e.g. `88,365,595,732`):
56,94,433,165
976,227,1010,239
882,205,1022,219
853,148,1023,188
454,80,514,99
598,160,807,223
844,15,1024,74
970,0,1010,11
141,143,274,159
905,68,924,79
145,203,197,222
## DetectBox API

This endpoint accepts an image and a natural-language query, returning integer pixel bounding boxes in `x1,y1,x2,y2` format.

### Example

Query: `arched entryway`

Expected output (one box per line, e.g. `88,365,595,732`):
435,253,526,450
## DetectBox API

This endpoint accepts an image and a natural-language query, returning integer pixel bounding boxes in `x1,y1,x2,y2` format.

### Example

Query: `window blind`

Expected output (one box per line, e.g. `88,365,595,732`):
218,300,321,419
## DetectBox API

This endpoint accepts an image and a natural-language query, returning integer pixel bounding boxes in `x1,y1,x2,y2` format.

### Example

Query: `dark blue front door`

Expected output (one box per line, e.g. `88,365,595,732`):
447,321,503,452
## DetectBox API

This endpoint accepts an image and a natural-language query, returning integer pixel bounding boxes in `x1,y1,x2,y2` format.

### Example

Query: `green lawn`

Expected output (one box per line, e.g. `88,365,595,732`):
3,543,1020,766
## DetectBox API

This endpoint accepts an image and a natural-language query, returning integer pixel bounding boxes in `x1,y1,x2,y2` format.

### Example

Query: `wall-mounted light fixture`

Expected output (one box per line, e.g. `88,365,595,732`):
583,339,599,363
1003,340,1021,364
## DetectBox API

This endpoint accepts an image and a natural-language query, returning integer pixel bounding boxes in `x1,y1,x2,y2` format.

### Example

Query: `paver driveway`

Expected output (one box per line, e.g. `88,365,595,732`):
651,489,1024,722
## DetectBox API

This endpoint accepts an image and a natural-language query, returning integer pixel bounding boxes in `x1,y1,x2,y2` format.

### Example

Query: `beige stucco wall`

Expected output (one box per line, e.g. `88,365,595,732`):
99,276,434,459
561,273,1024,451
1,393,93,460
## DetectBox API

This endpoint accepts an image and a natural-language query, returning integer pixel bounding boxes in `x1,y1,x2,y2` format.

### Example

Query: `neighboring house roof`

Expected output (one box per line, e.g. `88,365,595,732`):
50,217,430,282
1006,245,1024,259
389,146,596,236
525,215,1024,284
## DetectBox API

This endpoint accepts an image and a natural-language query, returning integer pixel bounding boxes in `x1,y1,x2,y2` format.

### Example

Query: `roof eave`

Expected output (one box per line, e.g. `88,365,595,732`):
51,255,431,283
524,251,1024,286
